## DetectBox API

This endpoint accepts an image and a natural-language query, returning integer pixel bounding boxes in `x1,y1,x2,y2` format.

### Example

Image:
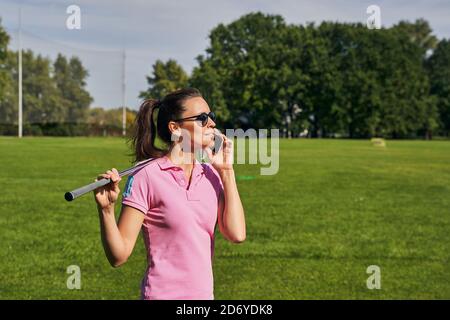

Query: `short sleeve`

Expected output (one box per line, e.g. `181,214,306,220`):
121,167,151,215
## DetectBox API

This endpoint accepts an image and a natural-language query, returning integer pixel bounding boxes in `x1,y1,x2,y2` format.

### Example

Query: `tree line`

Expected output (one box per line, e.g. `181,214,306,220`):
1,12,450,138
0,18,135,136
141,13,450,139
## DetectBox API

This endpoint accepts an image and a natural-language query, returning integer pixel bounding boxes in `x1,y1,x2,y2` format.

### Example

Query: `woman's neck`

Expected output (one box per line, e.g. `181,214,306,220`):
166,143,196,169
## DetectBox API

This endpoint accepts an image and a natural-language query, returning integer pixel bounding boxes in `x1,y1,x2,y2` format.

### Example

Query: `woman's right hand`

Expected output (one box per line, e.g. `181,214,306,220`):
93,168,122,211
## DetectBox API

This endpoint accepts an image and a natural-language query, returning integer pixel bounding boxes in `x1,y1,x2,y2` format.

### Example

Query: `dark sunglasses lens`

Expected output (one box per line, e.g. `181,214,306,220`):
197,113,208,126
196,112,216,126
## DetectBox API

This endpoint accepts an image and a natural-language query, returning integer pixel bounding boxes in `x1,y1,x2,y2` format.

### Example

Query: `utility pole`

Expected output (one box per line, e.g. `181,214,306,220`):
18,7,23,138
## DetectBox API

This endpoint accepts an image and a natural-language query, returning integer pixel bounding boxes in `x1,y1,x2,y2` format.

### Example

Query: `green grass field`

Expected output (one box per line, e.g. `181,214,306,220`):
0,136,449,299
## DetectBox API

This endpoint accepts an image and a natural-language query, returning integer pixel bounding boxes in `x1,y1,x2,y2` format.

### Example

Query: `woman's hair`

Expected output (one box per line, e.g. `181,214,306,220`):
129,87,203,163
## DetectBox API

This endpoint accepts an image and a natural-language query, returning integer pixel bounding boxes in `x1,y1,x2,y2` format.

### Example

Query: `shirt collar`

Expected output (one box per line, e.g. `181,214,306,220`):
156,155,205,175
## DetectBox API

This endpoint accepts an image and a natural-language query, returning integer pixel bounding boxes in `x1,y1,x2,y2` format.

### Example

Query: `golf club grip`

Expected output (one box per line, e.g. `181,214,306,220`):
64,157,156,202
65,178,112,202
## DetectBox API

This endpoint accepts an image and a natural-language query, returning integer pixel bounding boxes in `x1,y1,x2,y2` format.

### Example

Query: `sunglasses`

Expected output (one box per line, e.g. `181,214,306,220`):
174,111,216,127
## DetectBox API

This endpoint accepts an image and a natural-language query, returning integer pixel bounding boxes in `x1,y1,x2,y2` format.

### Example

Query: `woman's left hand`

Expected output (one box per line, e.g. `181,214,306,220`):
204,132,234,173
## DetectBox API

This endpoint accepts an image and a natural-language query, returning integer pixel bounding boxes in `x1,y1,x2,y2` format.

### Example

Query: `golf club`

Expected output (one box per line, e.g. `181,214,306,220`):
64,131,224,202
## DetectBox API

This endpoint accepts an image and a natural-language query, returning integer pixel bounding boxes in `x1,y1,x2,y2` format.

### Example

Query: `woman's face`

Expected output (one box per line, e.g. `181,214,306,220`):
170,97,217,150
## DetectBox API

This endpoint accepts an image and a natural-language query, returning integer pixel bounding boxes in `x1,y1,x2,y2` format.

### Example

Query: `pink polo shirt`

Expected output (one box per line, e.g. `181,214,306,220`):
121,155,223,300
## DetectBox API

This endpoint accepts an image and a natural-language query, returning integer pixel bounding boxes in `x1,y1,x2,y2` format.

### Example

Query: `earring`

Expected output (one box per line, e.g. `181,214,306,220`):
171,131,181,143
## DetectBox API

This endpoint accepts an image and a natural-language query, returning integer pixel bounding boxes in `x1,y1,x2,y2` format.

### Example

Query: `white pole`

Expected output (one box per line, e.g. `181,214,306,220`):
18,7,23,138
122,49,126,137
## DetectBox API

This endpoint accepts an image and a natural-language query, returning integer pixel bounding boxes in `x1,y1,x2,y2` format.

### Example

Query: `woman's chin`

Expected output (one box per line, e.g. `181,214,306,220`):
201,141,214,150
202,136,215,146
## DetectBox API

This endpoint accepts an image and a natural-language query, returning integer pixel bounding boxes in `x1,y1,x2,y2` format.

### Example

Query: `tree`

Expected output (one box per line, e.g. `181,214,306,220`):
0,21,15,127
294,23,342,137
0,19,13,127
139,59,188,100
19,50,66,125
377,26,438,138
192,12,306,132
427,39,450,135
393,19,438,56
0,18,94,136
192,13,439,138
53,54,93,124
189,55,229,126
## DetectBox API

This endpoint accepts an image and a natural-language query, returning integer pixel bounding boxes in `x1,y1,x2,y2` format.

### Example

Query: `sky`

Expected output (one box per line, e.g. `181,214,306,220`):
0,0,449,110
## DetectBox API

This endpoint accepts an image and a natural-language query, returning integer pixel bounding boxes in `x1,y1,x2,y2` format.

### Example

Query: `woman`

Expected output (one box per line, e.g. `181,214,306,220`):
93,88,246,300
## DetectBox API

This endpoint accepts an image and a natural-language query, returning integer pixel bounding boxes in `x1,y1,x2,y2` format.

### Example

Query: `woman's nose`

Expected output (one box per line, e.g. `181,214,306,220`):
207,117,216,128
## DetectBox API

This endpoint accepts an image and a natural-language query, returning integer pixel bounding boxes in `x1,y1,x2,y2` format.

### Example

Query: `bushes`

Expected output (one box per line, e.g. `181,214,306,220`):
0,123,125,137
0,124,17,136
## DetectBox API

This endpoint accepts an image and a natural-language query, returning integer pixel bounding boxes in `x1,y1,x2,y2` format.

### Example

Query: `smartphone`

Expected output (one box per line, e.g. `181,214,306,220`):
211,132,224,155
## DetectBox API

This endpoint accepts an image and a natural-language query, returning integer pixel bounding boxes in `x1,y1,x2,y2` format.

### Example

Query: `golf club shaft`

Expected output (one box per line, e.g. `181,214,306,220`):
64,158,155,202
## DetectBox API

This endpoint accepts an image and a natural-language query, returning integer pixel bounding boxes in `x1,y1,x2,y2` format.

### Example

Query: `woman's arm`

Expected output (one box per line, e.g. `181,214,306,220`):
98,205,145,267
205,134,246,243
217,169,246,243
94,168,145,267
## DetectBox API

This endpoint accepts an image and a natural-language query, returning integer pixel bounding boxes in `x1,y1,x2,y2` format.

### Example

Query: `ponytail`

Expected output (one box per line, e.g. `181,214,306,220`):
130,99,166,163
